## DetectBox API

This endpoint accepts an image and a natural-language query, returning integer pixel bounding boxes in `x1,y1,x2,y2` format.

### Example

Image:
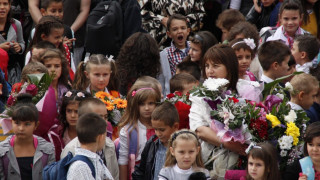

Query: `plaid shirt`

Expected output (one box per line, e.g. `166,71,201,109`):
166,41,190,76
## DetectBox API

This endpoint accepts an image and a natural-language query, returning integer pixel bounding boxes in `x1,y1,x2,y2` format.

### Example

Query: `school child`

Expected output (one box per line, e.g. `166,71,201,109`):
158,129,210,180
132,102,179,180
25,41,56,65
27,15,74,80
66,113,114,180
176,61,202,81
246,0,281,31
230,38,257,81
118,80,161,180
158,14,191,96
258,41,291,83
136,76,164,100
0,94,55,179
244,142,281,180
267,0,307,49
284,121,320,179
300,0,320,38
291,34,319,73
61,97,119,180
116,32,160,95
73,54,118,94
216,9,245,42
307,66,320,124
58,90,90,146
288,73,319,110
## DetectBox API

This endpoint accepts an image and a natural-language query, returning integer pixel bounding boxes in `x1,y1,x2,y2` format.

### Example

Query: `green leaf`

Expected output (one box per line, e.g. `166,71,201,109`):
27,73,45,85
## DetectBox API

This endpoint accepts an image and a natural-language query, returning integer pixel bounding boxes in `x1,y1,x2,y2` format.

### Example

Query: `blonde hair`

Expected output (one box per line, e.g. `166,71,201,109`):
21,61,48,83
164,129,204,168
290,73,319,97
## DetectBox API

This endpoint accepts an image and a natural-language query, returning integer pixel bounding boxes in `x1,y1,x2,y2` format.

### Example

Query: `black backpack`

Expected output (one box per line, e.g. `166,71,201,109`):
85,0,123,57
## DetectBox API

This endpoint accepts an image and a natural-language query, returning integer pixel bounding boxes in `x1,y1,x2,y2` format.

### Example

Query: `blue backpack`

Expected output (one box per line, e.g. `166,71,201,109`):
42,152,96,180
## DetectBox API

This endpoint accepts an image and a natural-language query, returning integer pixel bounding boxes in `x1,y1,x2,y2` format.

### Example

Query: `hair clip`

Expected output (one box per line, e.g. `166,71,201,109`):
232,38,256,50
106,55,115,62
65,91,72,97
131,87,154,97
171,131,199,142
194,34,204,43
245,142,262,154
77,92,85,97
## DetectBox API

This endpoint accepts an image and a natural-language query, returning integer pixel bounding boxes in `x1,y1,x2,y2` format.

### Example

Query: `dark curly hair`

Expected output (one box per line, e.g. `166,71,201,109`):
116,32,160,95
59,90,91,137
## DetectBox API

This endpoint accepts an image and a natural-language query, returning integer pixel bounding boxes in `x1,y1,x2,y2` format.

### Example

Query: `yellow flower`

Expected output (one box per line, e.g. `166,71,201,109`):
113,98,127,109
285,122,300,145
105,100,115,111
266,114,281,128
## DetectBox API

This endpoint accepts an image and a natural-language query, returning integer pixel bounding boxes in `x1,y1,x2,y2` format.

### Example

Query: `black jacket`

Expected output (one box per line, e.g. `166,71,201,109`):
132,135,160,180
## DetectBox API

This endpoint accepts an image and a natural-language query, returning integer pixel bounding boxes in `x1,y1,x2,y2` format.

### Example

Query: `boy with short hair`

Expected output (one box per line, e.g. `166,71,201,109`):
158,14,191,96
258,41,291,83
132,102,179,180
61,98,119,180
170,73,199,95
291,34,319,74
176,61,201,81
288,73,319,110
67,113,114,180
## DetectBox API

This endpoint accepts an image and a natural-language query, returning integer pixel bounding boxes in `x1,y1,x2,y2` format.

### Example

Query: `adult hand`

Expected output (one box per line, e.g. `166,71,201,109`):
12,41,22,53
223,141,248,156
0,42,10,51
161,17,169,27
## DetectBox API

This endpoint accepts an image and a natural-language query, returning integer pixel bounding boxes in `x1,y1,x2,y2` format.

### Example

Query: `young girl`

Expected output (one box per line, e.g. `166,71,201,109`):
27,15,74,80
0,94,55,179
158,129,210,180
267,0,307,49
118,80,161,180
59,90,91,146
284,121,320,180
244,142,281,180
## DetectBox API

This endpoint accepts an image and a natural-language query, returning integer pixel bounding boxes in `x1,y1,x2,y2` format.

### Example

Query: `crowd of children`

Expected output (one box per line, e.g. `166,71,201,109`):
1,0,320,179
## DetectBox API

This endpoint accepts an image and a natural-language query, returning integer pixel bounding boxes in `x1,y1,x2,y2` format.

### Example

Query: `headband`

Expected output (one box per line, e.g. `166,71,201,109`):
231,38,256,50
194,34,203,43
245,142,262,154
132,87,155,97
172,130,199,142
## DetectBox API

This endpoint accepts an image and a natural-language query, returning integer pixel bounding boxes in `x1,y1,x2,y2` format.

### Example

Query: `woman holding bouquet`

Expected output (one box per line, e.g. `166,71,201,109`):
189,44,247,179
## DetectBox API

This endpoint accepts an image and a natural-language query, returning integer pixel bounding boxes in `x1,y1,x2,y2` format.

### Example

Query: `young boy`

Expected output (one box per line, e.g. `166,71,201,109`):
170,73,199,95
66,113,114,180
158,14,190,96
288,73,319,111
61,98,119,180
176,61,201,81
132,102,179,180
258,41,291,83
291,34,319,74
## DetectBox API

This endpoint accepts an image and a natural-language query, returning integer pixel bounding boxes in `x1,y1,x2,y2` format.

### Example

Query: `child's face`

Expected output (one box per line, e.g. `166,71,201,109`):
167,19,190,49
261,0,275,7
279,10,302,36
151,120,178,146
66,102,79,127
274,55,290,79
12,120,38,139
0,0,10,19
182,82,199,95
248,155,265,180
42,2,63,20
189,42,202,62
235,48,252,75
205,60,228,79
85,64,111,92
307,136,320,163
170,139,200,170
41,28,64,48
139,97,156,121
44,58,62,81
300,87,319,110
291,41,303,65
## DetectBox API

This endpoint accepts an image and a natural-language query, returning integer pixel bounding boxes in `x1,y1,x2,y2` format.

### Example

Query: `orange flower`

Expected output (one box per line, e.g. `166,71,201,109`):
105,100,115,111
110,90,120,98
95,91,108,99
106,93,114,100
114,98,127,109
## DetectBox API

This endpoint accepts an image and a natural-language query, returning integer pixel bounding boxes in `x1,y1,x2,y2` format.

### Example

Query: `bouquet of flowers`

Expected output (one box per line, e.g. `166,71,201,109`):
95,91,127,126
264,82,309,170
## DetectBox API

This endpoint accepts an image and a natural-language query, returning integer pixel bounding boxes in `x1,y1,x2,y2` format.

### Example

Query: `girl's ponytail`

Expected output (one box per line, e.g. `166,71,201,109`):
72,61,89,90
107,59,120,91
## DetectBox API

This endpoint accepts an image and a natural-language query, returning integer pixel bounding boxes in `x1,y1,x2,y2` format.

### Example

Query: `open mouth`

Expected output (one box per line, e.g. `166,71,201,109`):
177,35,183,41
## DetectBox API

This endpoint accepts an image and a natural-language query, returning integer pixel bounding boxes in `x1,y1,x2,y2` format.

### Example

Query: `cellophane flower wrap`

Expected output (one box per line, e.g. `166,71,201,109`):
95,91,127,126
190,78,266,144
263,82,309,171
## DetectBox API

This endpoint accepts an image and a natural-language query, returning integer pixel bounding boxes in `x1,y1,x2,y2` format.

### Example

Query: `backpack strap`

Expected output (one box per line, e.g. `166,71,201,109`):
66,155,96,178
1,153,9,179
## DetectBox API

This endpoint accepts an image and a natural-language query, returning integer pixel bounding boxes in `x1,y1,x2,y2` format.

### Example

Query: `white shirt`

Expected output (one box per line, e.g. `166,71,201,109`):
261,74,274,83
296,62,313,74
288,102,304,110
67,148,114,180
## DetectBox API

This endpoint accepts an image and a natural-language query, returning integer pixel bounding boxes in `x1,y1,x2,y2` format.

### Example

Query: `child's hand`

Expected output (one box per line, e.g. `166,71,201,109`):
0,42,10,51
11,41,22,53
298,173,307,180
63,37,76,49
